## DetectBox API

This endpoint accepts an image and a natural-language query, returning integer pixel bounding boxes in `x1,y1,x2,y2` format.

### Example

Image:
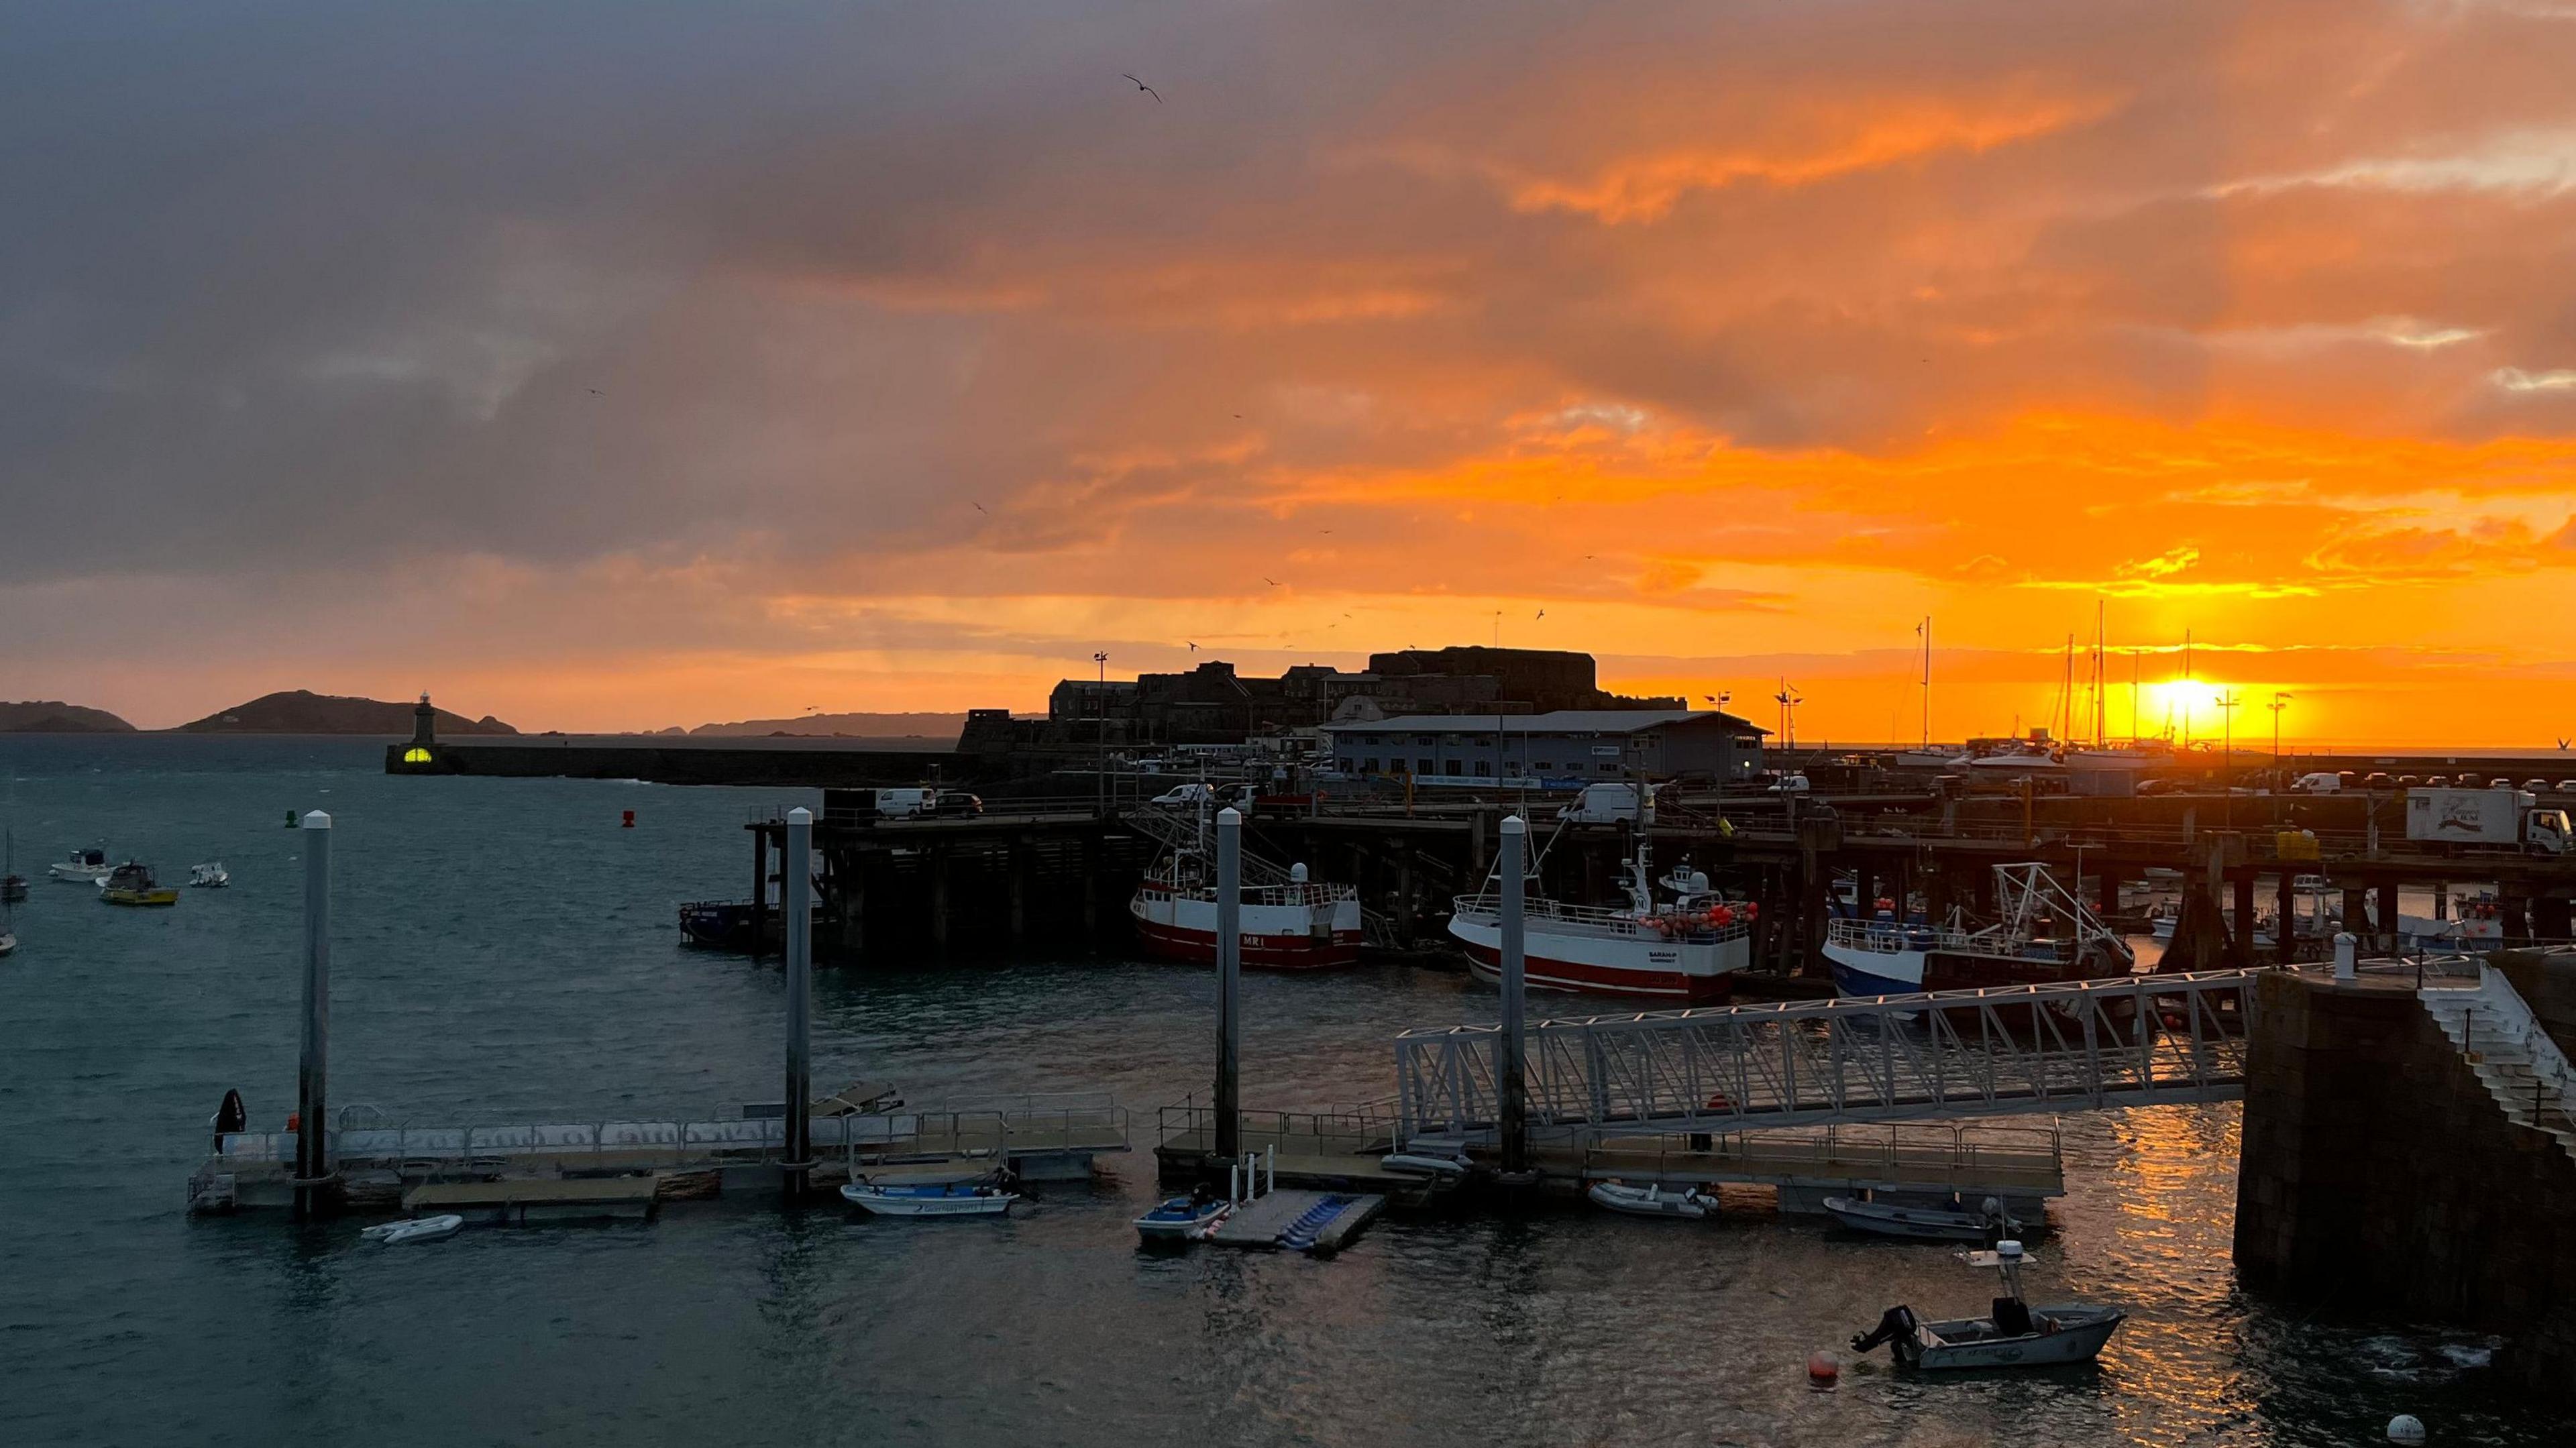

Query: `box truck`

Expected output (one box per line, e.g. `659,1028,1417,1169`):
2404,787,2571,854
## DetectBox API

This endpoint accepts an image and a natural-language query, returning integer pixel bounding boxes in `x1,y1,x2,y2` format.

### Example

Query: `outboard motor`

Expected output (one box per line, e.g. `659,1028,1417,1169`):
211,1088,246,1148
1851,1304,1917,1353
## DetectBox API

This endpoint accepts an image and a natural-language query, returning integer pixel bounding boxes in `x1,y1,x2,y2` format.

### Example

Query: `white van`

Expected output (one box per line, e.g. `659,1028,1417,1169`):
2289,772,2343,794
874,788,981,819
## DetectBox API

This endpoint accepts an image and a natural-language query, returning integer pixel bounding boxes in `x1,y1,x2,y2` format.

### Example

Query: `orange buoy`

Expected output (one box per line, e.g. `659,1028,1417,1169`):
1807,1351,1839,1385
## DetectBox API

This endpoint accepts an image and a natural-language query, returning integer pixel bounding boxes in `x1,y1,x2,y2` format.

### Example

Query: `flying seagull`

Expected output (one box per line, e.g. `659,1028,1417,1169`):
1535,608,1545,620
1263,576,1280,586
588,388,603,395
1122,73,1163,103
971,501,987,514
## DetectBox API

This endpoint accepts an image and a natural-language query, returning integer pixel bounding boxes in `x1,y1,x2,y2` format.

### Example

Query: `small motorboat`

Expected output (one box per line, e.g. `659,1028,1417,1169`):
1134,1190,1231,1242
0,930,15,958
98,862,179,907
1587,1180,1718,1219
50,847,111,883
188,862,229,889
841,1179,1019,1217
1823,1194,2022,1243
1850,1239,2125,1370
360,1215,464,1245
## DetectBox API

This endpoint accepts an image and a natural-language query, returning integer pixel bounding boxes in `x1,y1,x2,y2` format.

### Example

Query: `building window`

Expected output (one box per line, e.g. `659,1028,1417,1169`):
1362,757,1378,773
1533,761,1552,771
1418,757,1434,775
1415,735,1436,746
1474,761,1492,777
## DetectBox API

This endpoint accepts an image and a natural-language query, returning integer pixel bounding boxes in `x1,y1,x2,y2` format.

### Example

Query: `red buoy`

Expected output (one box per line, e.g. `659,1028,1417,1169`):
1807,1351,1839,1386
622,810,635,828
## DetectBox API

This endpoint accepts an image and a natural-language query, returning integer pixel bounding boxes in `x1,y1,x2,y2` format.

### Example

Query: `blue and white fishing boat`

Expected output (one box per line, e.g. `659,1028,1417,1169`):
841,1179,1019,1217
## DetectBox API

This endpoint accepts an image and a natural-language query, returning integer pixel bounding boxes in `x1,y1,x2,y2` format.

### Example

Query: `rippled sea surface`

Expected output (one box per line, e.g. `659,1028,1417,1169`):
0,736,2558,1445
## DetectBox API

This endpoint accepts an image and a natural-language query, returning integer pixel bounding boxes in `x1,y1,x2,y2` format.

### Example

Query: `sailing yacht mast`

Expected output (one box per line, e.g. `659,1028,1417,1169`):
1918,615,1932,748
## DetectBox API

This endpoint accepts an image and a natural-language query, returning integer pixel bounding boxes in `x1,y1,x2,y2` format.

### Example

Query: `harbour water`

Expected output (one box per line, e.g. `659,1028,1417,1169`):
0,735,2557,1446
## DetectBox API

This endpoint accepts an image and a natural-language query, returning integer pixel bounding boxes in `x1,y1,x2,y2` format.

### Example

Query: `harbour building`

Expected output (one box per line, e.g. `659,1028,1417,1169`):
1320,710,1767,785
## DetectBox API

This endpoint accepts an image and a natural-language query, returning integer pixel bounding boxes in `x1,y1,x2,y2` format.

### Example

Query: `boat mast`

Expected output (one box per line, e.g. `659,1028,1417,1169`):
2093,600,2106,748
1918,615,1932,749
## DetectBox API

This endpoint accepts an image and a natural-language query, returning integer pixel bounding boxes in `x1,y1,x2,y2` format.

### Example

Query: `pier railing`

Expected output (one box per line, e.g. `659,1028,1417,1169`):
216,1100,1130,1176
1573,1119,2065,1192
1395,968,2263,1139
1154,1099,1404,1160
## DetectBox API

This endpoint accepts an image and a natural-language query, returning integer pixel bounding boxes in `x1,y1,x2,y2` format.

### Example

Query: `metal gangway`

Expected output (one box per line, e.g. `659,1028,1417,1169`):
1395,968,2263,1141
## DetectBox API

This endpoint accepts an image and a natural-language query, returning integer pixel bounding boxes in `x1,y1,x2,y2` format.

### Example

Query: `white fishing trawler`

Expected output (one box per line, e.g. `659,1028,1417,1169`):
1448,827,1755,1005
1127,797,1362,970
1820,862,2131,997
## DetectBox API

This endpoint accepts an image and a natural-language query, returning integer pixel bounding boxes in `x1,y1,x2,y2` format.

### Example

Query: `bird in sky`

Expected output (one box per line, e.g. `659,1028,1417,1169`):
1187,642,1197,652
1535,609,1545,620
587,388,602,395
1122,73,1163,103
1263,576,1280,586
971,501,987,514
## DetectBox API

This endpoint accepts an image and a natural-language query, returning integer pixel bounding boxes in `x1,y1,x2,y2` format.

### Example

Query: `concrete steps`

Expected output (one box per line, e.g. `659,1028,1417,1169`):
2420,982,2576,1162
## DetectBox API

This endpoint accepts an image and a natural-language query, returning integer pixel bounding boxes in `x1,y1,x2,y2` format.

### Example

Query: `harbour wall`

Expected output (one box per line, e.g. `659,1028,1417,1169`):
2234,956,2576,1402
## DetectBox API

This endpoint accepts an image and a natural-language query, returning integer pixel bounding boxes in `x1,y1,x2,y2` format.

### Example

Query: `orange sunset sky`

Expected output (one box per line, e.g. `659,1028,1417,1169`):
9,1,2576,745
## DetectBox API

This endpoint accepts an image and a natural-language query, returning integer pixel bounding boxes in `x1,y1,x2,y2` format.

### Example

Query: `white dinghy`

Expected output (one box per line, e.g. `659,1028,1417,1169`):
1587,1180,1718,1219
360,1215,464,1245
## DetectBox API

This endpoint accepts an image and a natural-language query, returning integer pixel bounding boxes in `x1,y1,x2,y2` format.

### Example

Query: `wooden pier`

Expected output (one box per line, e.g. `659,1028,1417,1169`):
720,783,2576,970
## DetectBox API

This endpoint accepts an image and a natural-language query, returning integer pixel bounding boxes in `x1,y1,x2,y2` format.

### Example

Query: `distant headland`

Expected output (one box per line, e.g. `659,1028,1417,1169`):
0,700,138,733
173,690,518,736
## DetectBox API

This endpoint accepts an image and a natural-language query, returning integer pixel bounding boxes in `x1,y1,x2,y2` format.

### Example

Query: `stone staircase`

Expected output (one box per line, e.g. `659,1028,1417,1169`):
2420,966,2576,1164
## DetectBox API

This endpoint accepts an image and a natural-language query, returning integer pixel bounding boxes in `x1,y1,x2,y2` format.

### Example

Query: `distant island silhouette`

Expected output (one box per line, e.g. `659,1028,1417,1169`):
174,690,517,736
0,700,137,733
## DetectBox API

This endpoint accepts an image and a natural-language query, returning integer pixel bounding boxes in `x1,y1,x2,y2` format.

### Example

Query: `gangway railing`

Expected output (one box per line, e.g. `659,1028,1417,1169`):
1396,968,2263,1139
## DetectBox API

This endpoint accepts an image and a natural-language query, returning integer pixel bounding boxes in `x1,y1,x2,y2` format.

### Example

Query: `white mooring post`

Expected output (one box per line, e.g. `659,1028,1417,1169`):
294,811,333,1219
2332,930,2357,982
784,807,814,1201
1215,807,1243,1163
1499,814,1529,1174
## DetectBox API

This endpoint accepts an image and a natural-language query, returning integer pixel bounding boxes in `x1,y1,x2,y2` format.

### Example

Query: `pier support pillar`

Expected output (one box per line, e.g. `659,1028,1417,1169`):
294,810,333,1221
2233,874,2257,966
2377,881,2402,952
1008,843,1028,945
841,854,867,962
1396,852,1417,945
1081,836,1100,946
929,847,951,956
2342,885,2370,945
2534,895,2572,941
1214,809,1242,1162
749,827,769,960
1498,815,1529,1174
1469,810,1490,878
2433,881,2449,922
784,807,813,1203
2500,893,2532,947
2276,871,2297,961
2099,869,2121,920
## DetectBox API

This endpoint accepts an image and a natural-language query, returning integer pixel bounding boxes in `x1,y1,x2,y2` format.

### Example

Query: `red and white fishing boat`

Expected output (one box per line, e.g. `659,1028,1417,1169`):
1128,801,1363,971
1448,837,1755,1004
